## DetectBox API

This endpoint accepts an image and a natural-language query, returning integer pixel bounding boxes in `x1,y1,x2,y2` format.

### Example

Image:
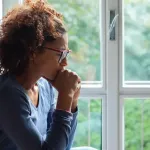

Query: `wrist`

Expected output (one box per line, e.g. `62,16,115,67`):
59,91,74,98
71,106,77,113
56,93,73,112
72,99,78,108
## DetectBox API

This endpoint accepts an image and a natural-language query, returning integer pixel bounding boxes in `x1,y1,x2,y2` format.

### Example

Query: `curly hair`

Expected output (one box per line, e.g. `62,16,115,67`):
0,0,67,75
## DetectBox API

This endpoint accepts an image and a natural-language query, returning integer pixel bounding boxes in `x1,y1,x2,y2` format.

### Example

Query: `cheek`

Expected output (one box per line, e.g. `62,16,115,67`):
43,55,55,66
40,53,59,71
45,58,59,72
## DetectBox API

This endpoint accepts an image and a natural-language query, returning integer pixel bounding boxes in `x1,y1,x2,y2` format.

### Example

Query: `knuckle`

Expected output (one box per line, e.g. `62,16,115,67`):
64,70,68,74
67,69,72,72
74,75,79,81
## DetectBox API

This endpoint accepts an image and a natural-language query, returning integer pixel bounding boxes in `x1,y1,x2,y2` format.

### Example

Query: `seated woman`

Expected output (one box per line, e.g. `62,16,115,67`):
0,0,81,150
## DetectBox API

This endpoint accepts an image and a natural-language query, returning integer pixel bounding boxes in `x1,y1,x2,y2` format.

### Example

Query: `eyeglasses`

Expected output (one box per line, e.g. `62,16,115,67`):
42,47,72,63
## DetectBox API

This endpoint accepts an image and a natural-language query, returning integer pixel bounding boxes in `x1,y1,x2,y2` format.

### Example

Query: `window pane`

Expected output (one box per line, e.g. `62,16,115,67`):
3,0,19,16
48,0,101,81
72,98,102,150
124,98,150,150
124,0,150,81
0,1,2,20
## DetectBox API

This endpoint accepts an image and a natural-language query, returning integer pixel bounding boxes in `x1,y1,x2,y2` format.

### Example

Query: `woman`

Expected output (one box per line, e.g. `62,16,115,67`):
0,0,81,150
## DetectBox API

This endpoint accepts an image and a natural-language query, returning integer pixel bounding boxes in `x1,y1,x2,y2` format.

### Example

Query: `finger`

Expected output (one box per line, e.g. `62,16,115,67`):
67,69,72,72
77,82,81,89
71,72,81,82
78,77,81,83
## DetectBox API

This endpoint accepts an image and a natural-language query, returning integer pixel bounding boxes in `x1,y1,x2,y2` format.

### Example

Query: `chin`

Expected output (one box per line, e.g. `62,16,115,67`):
43,73,56,82
51,70,59,80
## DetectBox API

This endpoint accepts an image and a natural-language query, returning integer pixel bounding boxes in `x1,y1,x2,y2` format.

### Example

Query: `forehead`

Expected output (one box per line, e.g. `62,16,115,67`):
45,33,68,49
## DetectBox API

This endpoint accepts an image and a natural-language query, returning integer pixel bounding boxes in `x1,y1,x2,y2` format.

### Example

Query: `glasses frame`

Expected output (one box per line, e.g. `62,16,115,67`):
42,47,72,63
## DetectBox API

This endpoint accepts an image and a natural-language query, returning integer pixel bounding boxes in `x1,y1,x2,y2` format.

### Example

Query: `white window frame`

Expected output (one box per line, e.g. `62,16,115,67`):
106,0,120,149
119,1,150,150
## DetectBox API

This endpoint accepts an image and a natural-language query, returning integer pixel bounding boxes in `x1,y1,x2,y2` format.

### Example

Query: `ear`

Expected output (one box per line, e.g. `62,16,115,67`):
32,52,37,59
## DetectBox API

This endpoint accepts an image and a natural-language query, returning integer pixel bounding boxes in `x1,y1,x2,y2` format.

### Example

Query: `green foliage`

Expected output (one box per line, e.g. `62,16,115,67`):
125,99,150,150
48,0,101,81
124,0,150,81
73,99,102,149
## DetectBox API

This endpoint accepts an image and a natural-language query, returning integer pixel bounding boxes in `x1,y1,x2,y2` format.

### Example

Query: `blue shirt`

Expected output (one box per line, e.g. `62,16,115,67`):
0,73,78,150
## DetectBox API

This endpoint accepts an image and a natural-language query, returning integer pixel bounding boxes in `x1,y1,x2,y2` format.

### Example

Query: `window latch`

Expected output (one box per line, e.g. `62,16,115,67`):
109,10,119,41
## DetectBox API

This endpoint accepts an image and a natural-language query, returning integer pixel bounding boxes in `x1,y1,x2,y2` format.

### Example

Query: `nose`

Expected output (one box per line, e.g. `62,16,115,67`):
60,57,68,67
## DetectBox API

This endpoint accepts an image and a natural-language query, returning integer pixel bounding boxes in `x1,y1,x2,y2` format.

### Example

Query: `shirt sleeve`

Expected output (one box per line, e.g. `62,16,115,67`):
0,87,73,150
66,108,78,150
47,83,78,150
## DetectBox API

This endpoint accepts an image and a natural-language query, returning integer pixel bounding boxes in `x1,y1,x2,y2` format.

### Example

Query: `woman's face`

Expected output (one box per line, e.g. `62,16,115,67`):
35,33,69,80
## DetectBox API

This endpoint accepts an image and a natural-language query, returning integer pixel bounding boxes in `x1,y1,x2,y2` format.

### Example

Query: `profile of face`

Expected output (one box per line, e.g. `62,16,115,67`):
34,33,69,80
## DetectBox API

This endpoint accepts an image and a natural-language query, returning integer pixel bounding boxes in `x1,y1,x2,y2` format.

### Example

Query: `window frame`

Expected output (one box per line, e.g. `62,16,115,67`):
119,95,150,150
119,0,150,150
106,0,120,149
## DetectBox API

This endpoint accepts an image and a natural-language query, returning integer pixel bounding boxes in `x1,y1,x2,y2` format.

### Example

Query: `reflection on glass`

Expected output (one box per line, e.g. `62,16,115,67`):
124,0,150,81
73,98,102,150
125,99,150,150
48,0,101,81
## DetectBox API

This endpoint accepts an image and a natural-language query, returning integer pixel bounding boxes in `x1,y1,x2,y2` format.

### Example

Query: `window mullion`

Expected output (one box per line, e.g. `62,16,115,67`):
106,0,119,150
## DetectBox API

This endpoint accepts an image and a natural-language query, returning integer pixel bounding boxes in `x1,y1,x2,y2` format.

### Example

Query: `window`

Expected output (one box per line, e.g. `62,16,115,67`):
2,0,22,16
2,0,150,150
0,0,2,21
124,0,150,82
49,0,101,82
124,98,150,150
48,1,105,149
74,98,102,149
120,0,150,150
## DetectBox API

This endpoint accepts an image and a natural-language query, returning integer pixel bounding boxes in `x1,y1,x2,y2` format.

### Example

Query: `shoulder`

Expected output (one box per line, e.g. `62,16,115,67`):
0,73,29,110
0,73,26,95
0,74,31,128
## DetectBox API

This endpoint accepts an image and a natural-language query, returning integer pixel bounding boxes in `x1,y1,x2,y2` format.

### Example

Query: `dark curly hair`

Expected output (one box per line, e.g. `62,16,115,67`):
0,0,67,75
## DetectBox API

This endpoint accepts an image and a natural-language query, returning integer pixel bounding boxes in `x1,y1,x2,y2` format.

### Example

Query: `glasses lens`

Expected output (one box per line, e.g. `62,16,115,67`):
59,51,69,63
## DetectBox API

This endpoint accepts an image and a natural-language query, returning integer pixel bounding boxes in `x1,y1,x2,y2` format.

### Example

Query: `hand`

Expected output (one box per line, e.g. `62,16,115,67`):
47,69,81,112
71,82,81,112
50,69,80,97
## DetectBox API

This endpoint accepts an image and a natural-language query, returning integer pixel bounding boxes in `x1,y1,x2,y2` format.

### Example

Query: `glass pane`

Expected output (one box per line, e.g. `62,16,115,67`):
48,0,101,81
72,98,102,150
124,98,150,150
3,0,19,16
124,0,150,81
0,1,2,20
